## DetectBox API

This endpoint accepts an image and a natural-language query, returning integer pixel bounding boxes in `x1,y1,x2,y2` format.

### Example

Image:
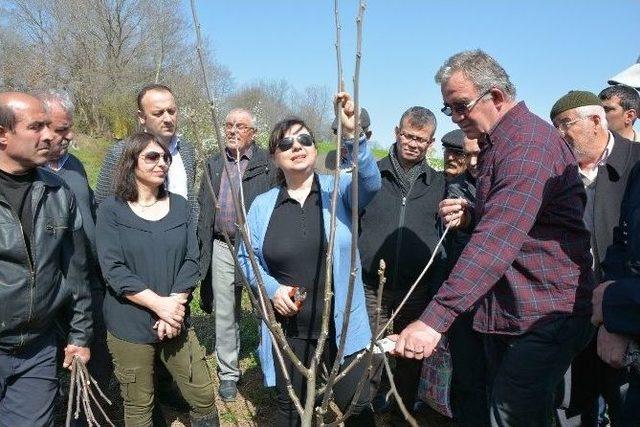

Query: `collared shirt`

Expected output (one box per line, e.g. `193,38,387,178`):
214,145,254,239
263,176,326,339
46,153,70,172
166,136,188,199
421,102,595,335
579,131,615,185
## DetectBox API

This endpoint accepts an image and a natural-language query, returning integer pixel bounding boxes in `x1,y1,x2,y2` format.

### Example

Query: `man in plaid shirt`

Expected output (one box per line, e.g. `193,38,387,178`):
392,50,596,426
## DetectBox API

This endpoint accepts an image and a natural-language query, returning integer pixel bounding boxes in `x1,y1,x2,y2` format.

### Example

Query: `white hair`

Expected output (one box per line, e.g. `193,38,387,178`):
36,89,75,118
575,105,608,130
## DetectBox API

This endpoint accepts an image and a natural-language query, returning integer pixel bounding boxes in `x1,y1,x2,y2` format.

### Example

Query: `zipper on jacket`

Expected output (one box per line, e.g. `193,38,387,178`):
0,199,35,347
392,182,414,288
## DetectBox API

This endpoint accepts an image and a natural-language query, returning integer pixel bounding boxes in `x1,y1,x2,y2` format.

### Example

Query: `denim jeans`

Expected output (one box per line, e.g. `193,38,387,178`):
484,316,594,427
0,333,58,427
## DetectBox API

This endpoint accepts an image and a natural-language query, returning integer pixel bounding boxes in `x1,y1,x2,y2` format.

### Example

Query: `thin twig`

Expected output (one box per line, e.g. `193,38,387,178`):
326,225,450,387
65,357,114,426
322,258,385,427
320,0,367,419
381,348,418,427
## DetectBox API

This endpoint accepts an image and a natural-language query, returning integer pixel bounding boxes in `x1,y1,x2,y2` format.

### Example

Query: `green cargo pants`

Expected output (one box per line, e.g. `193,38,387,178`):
107,329,217,426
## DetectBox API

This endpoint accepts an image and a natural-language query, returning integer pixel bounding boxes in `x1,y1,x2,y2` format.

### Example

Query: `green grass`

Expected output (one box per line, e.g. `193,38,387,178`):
316,140,387,159
71,135,114,188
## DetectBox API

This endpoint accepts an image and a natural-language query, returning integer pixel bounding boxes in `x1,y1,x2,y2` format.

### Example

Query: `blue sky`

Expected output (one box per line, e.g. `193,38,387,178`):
191,0,639,154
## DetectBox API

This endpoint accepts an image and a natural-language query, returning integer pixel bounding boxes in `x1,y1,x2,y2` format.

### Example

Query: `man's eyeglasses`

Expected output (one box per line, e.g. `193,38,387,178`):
555,117,588,135
277,134,315,151
139,151,171,165
225,122,254,132
398,131,433,144
441,88,493,117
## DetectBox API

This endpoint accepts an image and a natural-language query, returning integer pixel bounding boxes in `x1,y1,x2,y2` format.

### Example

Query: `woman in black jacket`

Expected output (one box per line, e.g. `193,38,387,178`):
96,132,218,427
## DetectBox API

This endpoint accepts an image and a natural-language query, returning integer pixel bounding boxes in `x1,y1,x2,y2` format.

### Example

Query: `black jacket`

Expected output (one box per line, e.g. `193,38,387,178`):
591,132,640,268
0,169,92,351
197,145,276,313
358,156,448,292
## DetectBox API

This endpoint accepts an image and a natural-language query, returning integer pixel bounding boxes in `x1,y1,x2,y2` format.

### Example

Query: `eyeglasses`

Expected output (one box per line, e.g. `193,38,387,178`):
398,131,433,144
224,122,254,132
555,117,588,135
277,134,315,151
139,151,171,165
441,88,493,117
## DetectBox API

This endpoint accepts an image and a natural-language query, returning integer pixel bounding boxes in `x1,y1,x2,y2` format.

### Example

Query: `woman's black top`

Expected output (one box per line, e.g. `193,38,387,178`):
263,176,328,339
96,193,200,343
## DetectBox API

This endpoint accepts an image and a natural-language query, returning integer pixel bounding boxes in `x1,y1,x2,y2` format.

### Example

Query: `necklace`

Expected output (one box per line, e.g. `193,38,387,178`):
134,199,159,208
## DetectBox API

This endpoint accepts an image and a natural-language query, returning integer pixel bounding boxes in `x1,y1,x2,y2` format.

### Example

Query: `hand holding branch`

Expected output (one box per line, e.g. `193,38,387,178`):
439,198,469,229
63,344,90,370
388,320,442,360
334,92,356,139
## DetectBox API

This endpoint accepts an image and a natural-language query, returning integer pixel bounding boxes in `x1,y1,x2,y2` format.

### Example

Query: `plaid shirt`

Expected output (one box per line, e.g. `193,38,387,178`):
421,102,595,335
214,146,253,239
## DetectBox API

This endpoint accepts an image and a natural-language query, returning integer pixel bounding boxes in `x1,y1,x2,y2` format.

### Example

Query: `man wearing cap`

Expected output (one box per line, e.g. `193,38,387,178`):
358,106,448,414
551,90,640,426
599,85,640,143
441,129,467,180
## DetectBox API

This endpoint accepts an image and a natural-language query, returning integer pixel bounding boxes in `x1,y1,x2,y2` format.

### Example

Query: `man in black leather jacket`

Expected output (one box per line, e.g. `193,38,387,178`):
0,92,92,426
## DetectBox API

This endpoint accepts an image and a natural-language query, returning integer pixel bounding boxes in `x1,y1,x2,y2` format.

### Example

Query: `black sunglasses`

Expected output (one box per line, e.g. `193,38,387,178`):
139,151,171,165
277,133,315,152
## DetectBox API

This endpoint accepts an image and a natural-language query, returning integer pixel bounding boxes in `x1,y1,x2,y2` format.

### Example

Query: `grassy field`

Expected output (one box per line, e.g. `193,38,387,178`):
63,135,449,426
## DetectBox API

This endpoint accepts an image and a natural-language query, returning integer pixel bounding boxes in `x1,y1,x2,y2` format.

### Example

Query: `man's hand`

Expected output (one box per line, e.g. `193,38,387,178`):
334,92,356,139
63,344,91,370
273,285,299,317
591,280,614,326
387,320,442,360
597,327,630,369
152,295,187,328
439,198,469,229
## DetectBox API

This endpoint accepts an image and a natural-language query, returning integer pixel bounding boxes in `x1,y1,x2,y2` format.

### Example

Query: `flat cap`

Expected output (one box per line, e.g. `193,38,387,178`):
441,129,465,151
332,107,370,132
550,90,602,120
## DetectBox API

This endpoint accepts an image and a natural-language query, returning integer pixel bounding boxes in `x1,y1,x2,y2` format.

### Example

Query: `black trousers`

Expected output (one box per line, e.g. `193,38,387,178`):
364,283,431,410
272,335,374,427
484,316,594,427
448,311,490,426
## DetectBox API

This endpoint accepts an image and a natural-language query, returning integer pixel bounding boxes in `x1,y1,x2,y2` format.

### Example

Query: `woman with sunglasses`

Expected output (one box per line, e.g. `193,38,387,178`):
96,132,219,427
238,93,381,426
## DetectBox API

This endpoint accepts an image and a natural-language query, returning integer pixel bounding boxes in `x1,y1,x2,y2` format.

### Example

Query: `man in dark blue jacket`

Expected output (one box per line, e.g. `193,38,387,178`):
358,106,448,414
592,160,640,426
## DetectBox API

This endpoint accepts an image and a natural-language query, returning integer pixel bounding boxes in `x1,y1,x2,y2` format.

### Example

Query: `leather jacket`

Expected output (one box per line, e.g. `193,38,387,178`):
0,169,92,351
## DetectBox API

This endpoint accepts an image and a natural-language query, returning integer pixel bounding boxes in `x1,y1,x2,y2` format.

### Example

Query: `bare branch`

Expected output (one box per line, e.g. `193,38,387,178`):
381,350,419,427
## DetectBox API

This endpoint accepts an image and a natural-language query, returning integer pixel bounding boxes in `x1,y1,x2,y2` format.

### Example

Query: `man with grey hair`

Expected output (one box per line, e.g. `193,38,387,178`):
36,90,113,422
599,85,640,142
358,106,448,414
392,50,595,427
550,90,640,426
197,108,275,401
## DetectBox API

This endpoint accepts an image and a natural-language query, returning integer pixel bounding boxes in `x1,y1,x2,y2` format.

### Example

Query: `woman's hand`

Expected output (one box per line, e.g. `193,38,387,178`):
273,285,299,317
154,319,182,340
335,92,356,139
152,295,188,328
